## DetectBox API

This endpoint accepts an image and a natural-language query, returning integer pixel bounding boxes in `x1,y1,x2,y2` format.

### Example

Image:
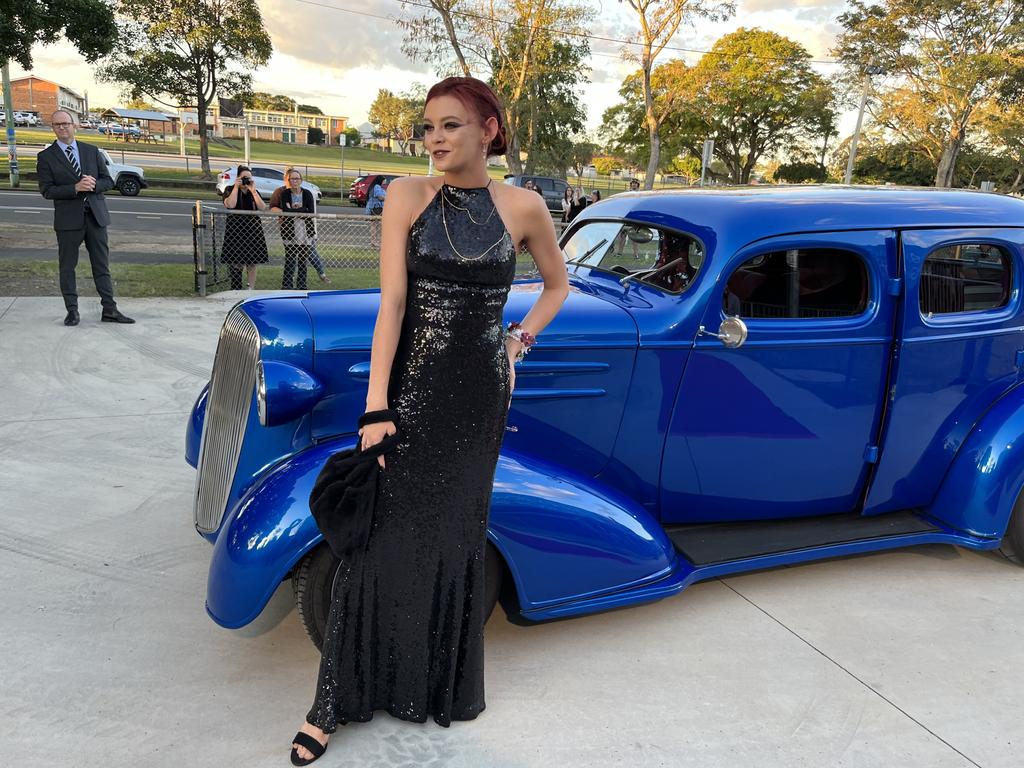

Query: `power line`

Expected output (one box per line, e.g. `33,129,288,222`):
288,0,843,66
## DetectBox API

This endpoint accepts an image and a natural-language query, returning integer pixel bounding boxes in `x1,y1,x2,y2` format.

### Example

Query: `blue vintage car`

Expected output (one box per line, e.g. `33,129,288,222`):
187,186,1024,648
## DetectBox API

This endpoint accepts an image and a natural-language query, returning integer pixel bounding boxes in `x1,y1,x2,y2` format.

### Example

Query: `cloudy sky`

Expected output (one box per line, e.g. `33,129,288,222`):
12,0,851,134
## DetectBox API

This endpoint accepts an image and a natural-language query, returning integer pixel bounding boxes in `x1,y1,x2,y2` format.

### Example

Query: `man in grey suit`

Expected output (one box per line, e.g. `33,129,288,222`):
37,110,134,326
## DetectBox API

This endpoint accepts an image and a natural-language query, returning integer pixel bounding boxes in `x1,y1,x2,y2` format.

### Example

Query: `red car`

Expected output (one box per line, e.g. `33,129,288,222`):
348,173,399,207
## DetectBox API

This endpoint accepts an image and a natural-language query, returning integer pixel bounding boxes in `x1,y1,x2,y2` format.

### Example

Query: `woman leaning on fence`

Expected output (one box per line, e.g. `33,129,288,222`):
221,165,269,290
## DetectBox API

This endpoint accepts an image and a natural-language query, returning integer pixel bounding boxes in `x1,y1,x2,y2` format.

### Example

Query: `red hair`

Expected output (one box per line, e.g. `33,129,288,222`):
425,77,508,156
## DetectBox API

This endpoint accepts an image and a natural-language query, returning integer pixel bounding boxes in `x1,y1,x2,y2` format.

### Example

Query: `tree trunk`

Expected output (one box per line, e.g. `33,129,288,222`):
935,133,965,188
197,93,211,178
504,103,523,175
434,3,471,76
643,61,658,189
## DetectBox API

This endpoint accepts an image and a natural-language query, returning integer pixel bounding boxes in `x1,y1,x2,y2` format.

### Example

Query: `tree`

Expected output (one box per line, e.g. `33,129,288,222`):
245,92,296,112
399,0,593,175
593,156,619,175
834,0,1024,187
297,104,323,115
369,88,423,154
343,127,362,147
98,0,272,177
307,127,324,145
125,98,159,111
618,0,734,189
685,29,838,184
600,59,706,174
773,161,829,184
1,0,116,69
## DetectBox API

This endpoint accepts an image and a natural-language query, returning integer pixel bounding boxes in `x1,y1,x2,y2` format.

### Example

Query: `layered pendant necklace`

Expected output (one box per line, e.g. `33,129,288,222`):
440,180,508,262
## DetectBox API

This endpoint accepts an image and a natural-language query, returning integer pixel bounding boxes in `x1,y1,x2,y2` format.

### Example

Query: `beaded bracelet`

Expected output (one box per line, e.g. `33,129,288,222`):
505,322,536,363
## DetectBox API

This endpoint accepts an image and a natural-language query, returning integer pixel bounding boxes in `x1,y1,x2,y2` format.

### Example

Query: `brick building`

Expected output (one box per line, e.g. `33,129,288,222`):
7,76,86,122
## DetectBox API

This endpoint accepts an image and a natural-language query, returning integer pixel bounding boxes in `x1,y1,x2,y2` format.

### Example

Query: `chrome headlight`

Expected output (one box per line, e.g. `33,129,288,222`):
255,360,324,427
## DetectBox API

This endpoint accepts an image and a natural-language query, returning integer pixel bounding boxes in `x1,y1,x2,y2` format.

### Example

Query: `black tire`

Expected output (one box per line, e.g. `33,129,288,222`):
117,176,141,196
293,542,504,651
999,488,1024,564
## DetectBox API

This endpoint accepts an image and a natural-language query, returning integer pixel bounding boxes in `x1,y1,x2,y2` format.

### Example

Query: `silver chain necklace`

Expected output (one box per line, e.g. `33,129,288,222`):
440,182,498,226
439,182,508,262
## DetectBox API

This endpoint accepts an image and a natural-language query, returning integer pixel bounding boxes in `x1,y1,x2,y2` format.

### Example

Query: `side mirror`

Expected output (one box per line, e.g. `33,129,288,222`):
698,316,748,349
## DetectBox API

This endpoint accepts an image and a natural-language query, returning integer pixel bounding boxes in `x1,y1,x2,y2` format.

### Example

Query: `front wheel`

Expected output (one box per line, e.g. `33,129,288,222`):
117,176,141,196
293,542,504,651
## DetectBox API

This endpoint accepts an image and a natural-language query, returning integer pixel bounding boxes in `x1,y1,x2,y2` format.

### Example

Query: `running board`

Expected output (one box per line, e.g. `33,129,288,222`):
665,511,938,566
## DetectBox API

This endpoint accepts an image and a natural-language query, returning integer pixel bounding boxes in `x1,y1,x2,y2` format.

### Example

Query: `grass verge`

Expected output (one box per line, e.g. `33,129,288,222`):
0,259,380,298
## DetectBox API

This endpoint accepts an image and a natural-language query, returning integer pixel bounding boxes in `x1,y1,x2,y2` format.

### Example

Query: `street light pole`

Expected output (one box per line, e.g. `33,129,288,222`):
2,60,19,188
844,65,883,186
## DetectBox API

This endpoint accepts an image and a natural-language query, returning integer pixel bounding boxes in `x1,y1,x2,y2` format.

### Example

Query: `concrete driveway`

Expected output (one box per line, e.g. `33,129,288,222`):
0,295,1021,768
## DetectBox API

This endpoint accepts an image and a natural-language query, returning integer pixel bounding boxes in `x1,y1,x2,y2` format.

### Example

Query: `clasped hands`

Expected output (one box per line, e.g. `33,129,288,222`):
74,175,97,193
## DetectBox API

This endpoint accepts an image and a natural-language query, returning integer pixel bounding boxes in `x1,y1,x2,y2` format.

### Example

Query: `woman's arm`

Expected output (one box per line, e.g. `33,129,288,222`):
511,192,570,348
361,177,417,462
251,187,267,211
223,181,240,209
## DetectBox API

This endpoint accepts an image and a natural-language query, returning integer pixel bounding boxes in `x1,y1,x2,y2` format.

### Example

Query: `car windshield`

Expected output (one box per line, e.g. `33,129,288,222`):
563,220,705,294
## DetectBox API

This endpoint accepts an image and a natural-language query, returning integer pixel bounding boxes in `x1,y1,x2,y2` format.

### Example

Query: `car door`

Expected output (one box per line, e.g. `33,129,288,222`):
253,168,283,198
661,230,898,523
864,228,1024,515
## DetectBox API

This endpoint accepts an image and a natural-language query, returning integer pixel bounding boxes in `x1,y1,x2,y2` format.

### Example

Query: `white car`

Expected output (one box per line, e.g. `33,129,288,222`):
14,112,39,127
216,165,323,202
99,148,148,196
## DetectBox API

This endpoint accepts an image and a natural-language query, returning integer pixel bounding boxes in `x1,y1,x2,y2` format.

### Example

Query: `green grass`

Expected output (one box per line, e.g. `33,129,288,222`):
0,259,380,297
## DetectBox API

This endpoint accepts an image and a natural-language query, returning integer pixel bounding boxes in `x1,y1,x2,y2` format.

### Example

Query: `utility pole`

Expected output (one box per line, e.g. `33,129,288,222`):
339,131,346,199
2,60,19,188
243,113,251,167
845,65,884,186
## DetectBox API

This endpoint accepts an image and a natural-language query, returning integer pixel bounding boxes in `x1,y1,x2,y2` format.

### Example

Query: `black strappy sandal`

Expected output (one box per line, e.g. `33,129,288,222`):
290,731,328,766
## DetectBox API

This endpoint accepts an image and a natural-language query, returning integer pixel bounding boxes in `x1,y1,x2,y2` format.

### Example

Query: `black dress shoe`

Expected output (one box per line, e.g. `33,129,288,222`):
64,309,80,326
101,308,135,324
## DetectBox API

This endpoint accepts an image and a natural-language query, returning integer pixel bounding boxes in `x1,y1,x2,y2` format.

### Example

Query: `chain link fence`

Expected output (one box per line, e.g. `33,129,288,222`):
192,201,567,295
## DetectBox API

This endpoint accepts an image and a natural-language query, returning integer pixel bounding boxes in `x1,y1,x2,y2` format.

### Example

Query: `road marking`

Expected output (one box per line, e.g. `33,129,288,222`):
14,210,40,215
134,215,162,220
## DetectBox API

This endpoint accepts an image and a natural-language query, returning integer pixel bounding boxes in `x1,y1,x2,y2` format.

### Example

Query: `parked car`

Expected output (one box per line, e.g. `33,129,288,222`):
216,165,322,203
504,174,570,214
99,148,148,196
348,173,399,207
98,122,122,135
186,186,1024,648
79,118,95,129
13,111,39,127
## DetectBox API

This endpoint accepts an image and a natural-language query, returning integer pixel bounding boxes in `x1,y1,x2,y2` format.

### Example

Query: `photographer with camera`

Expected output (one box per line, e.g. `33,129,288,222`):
222,165,269,290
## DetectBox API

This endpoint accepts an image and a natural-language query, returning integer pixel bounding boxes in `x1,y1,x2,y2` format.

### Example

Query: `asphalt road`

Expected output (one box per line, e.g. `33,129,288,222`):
0,191,357,264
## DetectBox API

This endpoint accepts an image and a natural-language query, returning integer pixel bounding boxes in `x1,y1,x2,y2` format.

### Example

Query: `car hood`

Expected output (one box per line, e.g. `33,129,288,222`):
304,278,638,352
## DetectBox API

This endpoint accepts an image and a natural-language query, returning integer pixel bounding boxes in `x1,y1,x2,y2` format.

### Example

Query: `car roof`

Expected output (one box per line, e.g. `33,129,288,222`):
581,186,1024,248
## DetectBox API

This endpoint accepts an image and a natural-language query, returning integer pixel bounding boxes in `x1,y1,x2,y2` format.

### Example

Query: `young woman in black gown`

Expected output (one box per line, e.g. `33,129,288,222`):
290,77,569,764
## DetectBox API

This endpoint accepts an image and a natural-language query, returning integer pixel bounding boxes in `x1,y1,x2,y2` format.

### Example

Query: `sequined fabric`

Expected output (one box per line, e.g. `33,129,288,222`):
306,183,516,732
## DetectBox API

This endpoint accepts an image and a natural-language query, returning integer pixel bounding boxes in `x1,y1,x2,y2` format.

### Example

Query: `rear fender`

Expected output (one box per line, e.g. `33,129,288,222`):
206,445,678,628
927,383,1024,538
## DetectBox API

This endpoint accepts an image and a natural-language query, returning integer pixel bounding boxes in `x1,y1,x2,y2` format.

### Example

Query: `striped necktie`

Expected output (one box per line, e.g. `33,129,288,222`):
65,145,81,177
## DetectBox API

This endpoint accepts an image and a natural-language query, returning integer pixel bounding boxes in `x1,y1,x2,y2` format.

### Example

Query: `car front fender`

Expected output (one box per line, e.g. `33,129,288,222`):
928,382,1024,538
205,438,353,629
206,443,678,629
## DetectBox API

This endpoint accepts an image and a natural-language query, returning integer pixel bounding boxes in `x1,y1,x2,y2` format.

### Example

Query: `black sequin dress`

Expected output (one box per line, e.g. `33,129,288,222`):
306,183,516,732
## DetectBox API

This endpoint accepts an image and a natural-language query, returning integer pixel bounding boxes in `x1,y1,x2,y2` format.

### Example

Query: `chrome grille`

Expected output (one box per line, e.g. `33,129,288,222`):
194,307,260,533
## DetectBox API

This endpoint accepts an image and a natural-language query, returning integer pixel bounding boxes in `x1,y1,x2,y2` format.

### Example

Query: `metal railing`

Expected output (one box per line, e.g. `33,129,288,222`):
192,201,567,295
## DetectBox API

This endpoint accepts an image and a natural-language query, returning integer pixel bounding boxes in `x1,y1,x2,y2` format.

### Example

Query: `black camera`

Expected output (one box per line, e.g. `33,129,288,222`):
241,176,252,185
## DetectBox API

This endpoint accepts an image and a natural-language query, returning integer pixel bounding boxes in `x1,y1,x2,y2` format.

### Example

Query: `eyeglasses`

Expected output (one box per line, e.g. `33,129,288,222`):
52,122,73,128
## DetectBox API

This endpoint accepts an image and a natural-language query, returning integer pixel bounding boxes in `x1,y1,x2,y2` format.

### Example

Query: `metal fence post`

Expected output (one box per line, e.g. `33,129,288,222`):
193,200,207,297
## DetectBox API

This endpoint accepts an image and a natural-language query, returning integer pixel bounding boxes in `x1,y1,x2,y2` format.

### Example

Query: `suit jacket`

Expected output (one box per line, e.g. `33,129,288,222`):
37,140,113,230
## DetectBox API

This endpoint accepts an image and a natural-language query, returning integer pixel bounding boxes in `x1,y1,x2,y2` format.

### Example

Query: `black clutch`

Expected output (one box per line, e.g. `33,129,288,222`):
309,420,400,561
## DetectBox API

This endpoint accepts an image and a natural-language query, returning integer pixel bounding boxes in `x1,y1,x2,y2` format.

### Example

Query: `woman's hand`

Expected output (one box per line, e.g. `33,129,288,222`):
359,420,397,468
505,339,521,408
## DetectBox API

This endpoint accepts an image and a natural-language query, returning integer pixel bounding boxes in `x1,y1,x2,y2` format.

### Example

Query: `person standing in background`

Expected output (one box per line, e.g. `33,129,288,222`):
36,110,134,326
560,186,573,223
270,167,321,289
365,177,389,248
222,165,269,290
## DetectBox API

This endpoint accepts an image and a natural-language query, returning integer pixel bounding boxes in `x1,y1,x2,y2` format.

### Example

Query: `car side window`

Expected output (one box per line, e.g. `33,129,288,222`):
724,248,868,319
533,178,555,192
919,243,1011,316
